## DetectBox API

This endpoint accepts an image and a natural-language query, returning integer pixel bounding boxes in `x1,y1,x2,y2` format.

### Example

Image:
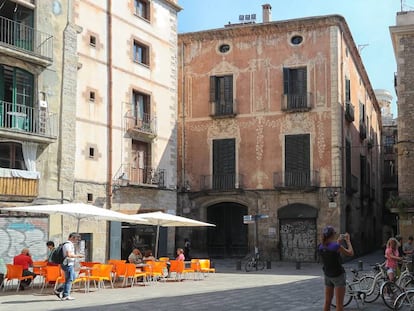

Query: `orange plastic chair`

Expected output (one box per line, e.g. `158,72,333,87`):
55,268,87,293
198,259,216,274
108,259,126,281
3,264,34,292
79,261,100,276
143,261,166,283
190,259,203,280
86,264,114,289
158,257,170,262
40,265,61,292
122,263,147,287
32,260,48,287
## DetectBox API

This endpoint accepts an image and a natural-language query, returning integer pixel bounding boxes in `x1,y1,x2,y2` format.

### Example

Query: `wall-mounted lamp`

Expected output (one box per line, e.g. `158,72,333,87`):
326,188,338,202
118,172,129,187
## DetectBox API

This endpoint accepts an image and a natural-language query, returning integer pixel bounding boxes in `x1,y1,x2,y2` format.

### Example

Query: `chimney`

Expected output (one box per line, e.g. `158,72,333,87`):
262,3,272,23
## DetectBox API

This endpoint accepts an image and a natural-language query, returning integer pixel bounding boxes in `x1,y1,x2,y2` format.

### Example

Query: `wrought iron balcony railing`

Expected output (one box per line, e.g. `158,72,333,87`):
200,174,243,191
114,164,165,188
0,16,53,60
124,110,157,139
0,100,57,138
273,170,320,188
211,100,236,117
282,92,313,111
359,122,367,140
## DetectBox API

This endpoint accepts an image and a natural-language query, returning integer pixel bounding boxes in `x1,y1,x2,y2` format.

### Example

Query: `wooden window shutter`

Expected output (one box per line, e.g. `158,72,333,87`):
223,75,233,102
345,78,351,102
210,76,216,102
296,67,307,95
283,68,289,94
285,134,310,172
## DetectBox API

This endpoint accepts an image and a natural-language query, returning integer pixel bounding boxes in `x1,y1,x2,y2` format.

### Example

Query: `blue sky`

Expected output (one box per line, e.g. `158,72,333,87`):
177,0,413,116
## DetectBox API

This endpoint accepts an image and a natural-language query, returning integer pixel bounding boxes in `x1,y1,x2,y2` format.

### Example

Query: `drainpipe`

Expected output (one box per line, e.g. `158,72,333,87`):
107,0,113,209
181,42,186,189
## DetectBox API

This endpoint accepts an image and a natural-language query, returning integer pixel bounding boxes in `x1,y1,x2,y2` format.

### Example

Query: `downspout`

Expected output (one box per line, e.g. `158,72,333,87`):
107,0,113,209
181,42,186,189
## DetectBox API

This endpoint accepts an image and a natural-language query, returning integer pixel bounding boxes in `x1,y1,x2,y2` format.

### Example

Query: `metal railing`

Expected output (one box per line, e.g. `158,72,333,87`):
0,100,57,138
114,163,165,188
0,16,53,60
200,174,243,191
124,110,157,136
282,92,312,111
273,170,320,188
212,100,235,116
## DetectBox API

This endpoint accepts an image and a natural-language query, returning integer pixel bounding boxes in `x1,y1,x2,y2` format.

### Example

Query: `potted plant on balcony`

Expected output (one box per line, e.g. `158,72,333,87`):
386,195,408,217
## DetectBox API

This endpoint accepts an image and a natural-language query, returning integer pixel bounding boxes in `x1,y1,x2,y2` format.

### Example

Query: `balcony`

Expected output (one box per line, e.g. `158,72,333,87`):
0,16,53,66
211,100,236,118
359,122,367,140
0,100,57,143
282,92,312,112
200,174,244,191
273,170,320,189
124,111,157,141
0,173,38,201
115,164,165,188
345,102,355,122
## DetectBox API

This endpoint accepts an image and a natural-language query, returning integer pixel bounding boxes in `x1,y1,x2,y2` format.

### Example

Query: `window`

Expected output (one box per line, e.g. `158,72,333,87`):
87,193,93,202
345,140,352,194
285,134,310,187
283,67,308,110
384,136,395,154
209,75,233,116
345,78,351,104
0,142,26,169
89,147,95,158
212,139,236,190
90,35,96,47
219,44,230,53
291,35,303,45
133,40,149,66
89,91,95,102
134,0,150,20
133,90,151,130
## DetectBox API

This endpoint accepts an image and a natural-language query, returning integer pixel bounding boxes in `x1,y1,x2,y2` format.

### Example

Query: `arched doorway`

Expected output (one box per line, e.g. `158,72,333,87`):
278,203,318,262
207,202,248,258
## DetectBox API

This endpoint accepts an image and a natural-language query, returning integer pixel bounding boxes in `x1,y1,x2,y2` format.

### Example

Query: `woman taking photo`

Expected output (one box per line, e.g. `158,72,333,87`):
318,226,354,311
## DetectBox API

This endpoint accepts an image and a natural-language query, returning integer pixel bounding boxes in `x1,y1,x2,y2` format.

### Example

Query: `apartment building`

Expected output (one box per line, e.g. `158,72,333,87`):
390,10,414,238
0,0,181,263
177,6,382,260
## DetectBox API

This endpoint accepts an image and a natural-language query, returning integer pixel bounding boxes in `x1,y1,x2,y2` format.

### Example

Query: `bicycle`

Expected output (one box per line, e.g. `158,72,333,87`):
245,247,265,272
380,260,414,309
331,262,388,308
393,288,414,310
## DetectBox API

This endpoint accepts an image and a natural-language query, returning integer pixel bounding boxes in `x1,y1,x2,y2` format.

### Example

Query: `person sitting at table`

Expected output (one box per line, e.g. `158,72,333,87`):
128,248,143,264
13,248,37,290
46,241,59,266
142,249,155,261
176,248,185,261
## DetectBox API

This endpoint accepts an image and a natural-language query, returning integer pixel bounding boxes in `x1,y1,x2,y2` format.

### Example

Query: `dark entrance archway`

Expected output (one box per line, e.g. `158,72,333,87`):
207,202,248,258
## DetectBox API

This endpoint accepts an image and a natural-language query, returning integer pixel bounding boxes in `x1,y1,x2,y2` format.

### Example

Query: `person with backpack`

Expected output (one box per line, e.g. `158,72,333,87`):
46,241,59,266
54,232,84,301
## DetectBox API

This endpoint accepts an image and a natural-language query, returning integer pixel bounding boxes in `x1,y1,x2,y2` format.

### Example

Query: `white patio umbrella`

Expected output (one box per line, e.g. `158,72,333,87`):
0,203,148,232
126,211,216,257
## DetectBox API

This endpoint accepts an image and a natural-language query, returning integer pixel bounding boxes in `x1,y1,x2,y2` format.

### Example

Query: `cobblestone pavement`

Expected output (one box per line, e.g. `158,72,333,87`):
0,249,393,311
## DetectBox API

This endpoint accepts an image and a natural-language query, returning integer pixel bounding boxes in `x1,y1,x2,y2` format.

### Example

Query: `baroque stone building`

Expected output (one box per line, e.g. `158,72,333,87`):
177,8,382,260
0,0,181,263
390,10,414,238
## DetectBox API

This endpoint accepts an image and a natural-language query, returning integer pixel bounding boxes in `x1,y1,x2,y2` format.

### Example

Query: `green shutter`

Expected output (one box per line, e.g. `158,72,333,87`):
224,75,233,102
210,76,216,102
283,68,289,94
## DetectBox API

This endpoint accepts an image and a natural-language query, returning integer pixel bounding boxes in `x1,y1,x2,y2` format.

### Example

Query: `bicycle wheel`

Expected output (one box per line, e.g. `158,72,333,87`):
359,275,380,303
256,260,265,271
331,283,353,308
381,281,403,309
394,290,414,311
400,275,414,289
245,258,254,272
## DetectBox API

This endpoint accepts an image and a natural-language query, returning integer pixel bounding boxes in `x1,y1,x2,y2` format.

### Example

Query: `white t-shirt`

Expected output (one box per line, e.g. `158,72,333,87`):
62,241,75,266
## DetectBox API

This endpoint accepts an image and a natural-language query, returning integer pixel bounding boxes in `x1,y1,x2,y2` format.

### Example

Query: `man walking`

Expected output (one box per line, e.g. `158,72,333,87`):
55,232,83,300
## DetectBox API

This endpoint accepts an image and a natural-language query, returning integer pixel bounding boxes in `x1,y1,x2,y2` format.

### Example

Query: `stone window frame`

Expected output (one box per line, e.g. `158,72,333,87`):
131,37,151,68
131,0,152,23
217,43,231,54
83,30,102,50
83,143,101,161
83,87,102,105
289,34,304,46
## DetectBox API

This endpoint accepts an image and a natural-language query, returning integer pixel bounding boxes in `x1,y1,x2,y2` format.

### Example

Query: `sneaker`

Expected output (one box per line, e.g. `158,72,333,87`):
54,290,63,300
62,296,75,301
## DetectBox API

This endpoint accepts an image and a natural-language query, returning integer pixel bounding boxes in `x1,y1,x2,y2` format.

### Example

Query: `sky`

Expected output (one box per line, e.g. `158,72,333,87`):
177,0,414,117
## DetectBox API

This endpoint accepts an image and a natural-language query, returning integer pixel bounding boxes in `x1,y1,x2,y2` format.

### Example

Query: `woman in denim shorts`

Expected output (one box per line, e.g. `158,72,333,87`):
318,226,354,311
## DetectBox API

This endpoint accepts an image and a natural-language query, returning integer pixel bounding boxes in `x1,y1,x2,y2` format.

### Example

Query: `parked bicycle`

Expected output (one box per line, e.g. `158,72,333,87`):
380,259,414,309
245,247,265,272
331,262,388,308
393,288,414,310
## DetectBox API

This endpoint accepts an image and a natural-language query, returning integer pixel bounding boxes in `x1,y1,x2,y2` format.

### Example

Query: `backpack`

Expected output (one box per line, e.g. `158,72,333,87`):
49,242,68,264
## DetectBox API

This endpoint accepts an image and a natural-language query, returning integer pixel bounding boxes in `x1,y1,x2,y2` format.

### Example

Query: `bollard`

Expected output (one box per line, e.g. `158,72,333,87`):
358,260,363,271
236,260,241,270
266,260,271,269
296,261,301,270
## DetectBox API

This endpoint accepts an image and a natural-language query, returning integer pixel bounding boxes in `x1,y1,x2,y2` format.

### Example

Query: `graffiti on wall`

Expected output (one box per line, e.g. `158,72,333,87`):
0,217,48,264
280,219,316,262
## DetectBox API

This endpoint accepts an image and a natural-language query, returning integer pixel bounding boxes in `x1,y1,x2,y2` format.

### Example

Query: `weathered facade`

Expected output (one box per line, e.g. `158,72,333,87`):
177,11,382,260
390,10,414,238
0,0,181,263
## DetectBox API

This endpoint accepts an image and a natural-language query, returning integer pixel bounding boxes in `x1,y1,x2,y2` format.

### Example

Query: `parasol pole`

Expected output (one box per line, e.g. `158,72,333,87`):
155,224,160,258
